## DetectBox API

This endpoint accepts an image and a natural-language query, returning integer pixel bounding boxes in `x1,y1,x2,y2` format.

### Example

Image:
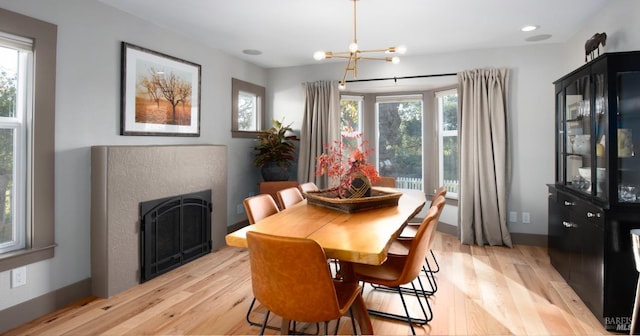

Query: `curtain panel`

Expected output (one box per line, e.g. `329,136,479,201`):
457,68,512,247
297,81,340,188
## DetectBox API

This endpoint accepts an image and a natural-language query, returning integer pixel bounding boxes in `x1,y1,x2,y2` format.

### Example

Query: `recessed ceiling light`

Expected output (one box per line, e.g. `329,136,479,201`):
521,25,539,32
242,49,263,56
525,34,552,42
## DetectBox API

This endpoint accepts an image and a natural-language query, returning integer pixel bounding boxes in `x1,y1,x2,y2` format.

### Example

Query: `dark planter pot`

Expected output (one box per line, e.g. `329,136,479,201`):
345,172,372,198
261,162,290,181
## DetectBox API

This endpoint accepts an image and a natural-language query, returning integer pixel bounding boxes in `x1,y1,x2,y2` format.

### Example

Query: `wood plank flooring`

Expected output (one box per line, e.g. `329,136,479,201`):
5,232,614,335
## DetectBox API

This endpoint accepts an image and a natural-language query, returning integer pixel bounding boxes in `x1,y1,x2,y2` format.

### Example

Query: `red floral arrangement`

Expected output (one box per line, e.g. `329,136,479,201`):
315,131,381,198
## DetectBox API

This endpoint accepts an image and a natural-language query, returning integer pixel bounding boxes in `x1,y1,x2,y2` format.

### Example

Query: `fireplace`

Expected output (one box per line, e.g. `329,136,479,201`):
139,189,212,283
91,145,227,298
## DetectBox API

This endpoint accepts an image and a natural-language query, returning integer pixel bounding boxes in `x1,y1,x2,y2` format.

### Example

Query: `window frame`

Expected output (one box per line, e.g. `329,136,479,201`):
0,8,57,272
374,94,425,190
0,39,31,254
339,87,459,203
231,77,265,139
436,88,459,199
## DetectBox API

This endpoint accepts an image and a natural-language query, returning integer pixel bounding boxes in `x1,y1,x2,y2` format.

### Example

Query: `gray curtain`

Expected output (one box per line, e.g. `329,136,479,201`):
297,81,340,188
457,68,512,247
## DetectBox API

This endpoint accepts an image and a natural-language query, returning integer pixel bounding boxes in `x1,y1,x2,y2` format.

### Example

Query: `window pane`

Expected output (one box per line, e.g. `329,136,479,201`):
377,99,423,190
0,46,18,118
238,90,257,131
340,96,362,151
442,94,458,131
442,135,459,194
0,128,14,247
438,91,459,197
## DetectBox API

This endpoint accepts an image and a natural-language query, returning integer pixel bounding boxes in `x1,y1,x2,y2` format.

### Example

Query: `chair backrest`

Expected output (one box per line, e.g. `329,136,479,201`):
246,231,343,323
243,194,279,225
374,176,396,188
298,182,319,197
397,196,445,284
276,187,304,209
427,195,445,245
431,186,447,207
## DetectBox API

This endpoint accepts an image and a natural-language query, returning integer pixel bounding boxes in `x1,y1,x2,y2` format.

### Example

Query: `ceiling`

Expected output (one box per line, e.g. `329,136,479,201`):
99,0,608,70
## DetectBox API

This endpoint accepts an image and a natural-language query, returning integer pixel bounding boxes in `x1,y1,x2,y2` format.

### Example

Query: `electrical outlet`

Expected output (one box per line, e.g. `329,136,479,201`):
236,204,244,215
509,211,518,223
522,212,531,224
11,266,26,288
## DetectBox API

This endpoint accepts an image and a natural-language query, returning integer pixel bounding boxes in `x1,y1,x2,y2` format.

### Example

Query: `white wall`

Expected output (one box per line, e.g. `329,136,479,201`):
0,0,265,311
562,0,640,70
268,43,565,235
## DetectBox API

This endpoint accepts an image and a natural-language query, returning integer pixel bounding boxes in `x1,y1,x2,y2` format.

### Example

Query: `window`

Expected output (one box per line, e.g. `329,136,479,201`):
0,8,56,272
436,89,459,198
0,35,30,254
376,95,424,190
231,78,265,138
340,95,363,150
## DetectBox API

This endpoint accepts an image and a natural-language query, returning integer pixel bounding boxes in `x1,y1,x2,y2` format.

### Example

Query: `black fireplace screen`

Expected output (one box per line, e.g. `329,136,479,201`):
140,189,212,283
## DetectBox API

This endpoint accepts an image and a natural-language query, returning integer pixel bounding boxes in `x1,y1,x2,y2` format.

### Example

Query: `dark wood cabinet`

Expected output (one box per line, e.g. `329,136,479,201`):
549,51,640,332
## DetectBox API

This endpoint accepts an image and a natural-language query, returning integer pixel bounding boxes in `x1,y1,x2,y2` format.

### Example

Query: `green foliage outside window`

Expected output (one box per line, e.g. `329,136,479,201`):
0,69,15,243
378,101,423,178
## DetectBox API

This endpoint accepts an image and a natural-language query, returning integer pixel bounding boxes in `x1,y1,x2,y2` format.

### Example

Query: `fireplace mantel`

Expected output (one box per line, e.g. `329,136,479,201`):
91,145,227,298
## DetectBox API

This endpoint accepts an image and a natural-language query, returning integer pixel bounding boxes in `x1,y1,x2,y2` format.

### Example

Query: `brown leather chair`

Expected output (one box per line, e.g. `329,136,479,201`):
298,182,319,197
353,203,443,335
275,187,304,210
397,187,447,283
243,194,280,224
386,195,446,295
242,193,280,329
246,231,368,335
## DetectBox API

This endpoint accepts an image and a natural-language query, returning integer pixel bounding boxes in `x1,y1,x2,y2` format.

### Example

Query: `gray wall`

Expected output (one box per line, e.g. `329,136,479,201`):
0,0,265,311
1,0,640,321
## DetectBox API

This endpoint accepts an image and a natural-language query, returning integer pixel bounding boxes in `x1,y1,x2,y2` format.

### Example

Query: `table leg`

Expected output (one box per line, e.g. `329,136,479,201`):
340,261,373,334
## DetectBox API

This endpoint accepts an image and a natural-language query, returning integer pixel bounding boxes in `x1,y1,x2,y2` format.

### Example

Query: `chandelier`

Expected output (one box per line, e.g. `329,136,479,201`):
313,0,406,90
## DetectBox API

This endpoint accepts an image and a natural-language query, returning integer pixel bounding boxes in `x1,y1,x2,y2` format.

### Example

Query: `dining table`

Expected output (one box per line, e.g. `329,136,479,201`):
225,187,427,334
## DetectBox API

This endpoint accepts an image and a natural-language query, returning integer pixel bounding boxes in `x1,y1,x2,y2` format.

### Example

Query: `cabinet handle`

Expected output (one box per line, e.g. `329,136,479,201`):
562,221,577,228
586,212,601,218
564,201,575,206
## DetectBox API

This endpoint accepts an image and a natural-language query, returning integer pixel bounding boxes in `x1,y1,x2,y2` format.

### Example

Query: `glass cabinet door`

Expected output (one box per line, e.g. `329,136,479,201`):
556,90,564,184
617,71,640,203
565,74,593,195
593,73,608,200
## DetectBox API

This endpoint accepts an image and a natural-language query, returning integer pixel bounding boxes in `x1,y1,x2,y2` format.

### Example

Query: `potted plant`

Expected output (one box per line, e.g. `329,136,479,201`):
315,130,381,198
253,118,297,181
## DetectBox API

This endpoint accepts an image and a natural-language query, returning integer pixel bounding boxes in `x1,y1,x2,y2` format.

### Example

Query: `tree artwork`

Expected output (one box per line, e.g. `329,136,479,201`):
136,65,193,125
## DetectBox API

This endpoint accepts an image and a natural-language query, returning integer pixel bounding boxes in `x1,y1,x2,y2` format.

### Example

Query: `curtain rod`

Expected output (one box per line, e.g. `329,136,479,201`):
344,72,457,83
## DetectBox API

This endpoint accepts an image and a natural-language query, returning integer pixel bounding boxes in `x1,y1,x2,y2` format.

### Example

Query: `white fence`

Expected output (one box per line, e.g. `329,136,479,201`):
393,177,460,195
443,179,459,194
395,177,423,190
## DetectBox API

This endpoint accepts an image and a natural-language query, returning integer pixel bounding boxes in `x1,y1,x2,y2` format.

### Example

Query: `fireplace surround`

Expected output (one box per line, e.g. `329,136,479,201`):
91,145,227,298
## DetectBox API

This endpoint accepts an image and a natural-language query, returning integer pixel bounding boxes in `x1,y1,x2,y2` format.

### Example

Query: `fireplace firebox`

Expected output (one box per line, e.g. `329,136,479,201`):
140,189,212,283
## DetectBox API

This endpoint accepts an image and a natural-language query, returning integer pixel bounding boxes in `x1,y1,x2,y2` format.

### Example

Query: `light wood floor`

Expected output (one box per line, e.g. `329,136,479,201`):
5,232,613,335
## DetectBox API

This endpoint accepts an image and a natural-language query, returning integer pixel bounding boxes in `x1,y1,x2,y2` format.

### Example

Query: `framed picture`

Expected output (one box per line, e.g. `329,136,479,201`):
121,42,201,136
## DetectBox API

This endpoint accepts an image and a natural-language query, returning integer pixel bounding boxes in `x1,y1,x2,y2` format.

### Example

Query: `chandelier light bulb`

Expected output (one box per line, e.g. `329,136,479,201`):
313,51,326,60
396,45,407,54
392,56,400,64
339,82,347,90
349,42,358,53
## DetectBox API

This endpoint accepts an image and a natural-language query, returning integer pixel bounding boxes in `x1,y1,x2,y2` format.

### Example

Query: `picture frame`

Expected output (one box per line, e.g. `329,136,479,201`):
121,42,201,136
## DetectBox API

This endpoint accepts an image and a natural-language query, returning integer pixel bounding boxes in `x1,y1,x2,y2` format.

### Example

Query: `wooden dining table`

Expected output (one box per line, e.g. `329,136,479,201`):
225,187,426,334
